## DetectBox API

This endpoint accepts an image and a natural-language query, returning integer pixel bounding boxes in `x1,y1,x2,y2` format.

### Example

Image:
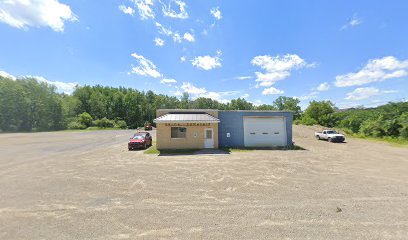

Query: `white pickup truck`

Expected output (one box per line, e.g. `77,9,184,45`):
315,130,345,143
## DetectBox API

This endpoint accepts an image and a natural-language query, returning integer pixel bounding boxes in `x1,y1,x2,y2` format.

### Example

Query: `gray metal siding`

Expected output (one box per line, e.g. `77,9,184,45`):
218,111,293,147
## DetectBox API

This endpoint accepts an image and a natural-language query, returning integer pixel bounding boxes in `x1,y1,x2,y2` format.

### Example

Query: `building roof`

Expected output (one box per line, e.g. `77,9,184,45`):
154,113,220,123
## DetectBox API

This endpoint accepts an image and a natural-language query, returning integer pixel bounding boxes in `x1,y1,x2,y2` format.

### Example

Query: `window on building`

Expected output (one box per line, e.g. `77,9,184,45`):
171,127,187,138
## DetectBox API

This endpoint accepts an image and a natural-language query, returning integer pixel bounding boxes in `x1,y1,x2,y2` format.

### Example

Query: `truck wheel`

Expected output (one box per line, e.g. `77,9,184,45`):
328,138,332,142
316,135,320,140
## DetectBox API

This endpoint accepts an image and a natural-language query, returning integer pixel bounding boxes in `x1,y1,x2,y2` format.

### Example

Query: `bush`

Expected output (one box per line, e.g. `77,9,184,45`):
67,121,87,129
78,112,93,127
115,120,127,129
93,118,115,128
359,118,385,138
300,116,318,126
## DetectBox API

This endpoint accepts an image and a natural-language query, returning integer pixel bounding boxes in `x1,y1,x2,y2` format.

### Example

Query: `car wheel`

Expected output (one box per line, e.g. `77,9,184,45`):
128,148,132,151
328,137,332,142
143,143,147,149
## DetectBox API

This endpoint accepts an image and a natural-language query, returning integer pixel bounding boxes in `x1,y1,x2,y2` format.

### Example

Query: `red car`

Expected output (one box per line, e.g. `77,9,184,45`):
128,132,152,150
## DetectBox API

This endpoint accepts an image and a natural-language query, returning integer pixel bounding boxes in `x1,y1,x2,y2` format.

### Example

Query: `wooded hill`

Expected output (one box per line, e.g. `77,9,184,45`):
1,76,407,141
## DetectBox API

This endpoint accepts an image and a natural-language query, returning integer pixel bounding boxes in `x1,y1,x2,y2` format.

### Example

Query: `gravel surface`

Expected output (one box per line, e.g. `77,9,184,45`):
0,126,408,239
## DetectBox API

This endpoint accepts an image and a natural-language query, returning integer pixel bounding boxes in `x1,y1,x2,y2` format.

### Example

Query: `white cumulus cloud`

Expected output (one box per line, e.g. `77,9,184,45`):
316,82,330,91
251,54,312,87
160,78,177,85
0,0,78,32
345,87,398,101
262,87,284,95
183,32,195,42
154,37,165,46
210,7,222,20
162,0,188,19
191,51,222,70
179,82,237,103
27,75,78,94
119,5,135,15
130,53,162,78
345,87,380,100
135,0,154,20
335,56,408,87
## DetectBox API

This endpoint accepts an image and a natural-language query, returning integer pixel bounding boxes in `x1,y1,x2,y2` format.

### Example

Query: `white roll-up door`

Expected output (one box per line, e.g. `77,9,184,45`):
243,117,287,147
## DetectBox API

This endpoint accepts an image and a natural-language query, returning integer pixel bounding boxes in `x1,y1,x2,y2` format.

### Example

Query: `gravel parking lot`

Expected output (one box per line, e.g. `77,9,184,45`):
1,125,408,239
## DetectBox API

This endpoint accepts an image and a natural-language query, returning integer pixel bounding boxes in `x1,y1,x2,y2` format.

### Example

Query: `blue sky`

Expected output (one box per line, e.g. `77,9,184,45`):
1,0,407,108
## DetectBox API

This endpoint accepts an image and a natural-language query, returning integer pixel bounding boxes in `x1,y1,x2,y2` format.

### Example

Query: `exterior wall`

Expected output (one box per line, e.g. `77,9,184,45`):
156,109,218,118
156,123,219,150
218,111,293,147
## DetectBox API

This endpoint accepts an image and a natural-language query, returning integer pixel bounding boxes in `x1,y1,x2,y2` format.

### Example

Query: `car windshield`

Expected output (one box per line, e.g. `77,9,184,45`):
132,135,145,139
326,131,338,134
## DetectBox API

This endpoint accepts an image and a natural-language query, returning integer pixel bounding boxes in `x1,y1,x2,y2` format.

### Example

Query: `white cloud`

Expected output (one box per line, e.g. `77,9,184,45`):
155,22,173,36
172,32,182,43
262,87,284,95
345,87,398,101
242,93,250,99
22,75,77,94
316,82,330,91
154,37,165,46
345,87,380,100
0,70,16,80
1,70,78,94
160,78,177,85
130,53,162,78
0,0,78,32
162,0,188,19
135,0,154,20
178,82,237,103
210,7,222,20
294,91,319,101
235,76,252,80
180,82,207,95
191,51,222,70
183,32,195,42
341,14,362,30
335,56,408,87
251,54,312,87
119,5,135,15
180,56,186,62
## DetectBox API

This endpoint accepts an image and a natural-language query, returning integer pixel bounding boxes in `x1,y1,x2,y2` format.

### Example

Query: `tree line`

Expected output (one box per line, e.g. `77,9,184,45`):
1,76,407,141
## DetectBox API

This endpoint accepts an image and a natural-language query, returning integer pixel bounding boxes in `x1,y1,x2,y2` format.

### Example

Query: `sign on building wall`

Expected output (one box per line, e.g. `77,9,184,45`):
164,123,211,127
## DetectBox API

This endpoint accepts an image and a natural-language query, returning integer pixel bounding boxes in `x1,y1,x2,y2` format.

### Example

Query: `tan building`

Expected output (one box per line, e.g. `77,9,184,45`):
154,109,220,150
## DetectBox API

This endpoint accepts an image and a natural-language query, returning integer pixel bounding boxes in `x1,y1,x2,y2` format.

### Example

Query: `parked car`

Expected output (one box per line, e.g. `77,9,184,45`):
315,130,345,143
144,122,153,131
128,132,152,150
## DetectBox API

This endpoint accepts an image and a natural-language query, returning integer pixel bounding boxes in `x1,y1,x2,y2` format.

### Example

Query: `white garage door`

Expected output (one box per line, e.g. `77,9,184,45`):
243,117,287,147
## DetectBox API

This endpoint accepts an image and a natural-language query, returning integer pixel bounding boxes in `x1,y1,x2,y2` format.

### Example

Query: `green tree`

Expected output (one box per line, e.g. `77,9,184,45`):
273,96,301,119
303,100,335,126
229,98,253,110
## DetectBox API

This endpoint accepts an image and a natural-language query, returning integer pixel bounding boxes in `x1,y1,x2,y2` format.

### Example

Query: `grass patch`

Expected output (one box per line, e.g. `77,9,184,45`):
144,143,199,155
348,134,408,147
220,147,255,153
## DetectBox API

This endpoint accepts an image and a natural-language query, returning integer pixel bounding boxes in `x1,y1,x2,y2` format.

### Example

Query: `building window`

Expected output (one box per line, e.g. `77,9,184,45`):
171,127,187,138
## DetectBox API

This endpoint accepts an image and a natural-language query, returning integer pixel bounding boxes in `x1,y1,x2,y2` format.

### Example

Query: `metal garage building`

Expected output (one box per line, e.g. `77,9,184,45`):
154,109,293,150
218,110,293,148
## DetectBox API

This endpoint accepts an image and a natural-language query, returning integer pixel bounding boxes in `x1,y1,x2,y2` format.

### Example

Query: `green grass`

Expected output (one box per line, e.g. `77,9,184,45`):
348,134,408,147
144,142,200,155
220,147,255,153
